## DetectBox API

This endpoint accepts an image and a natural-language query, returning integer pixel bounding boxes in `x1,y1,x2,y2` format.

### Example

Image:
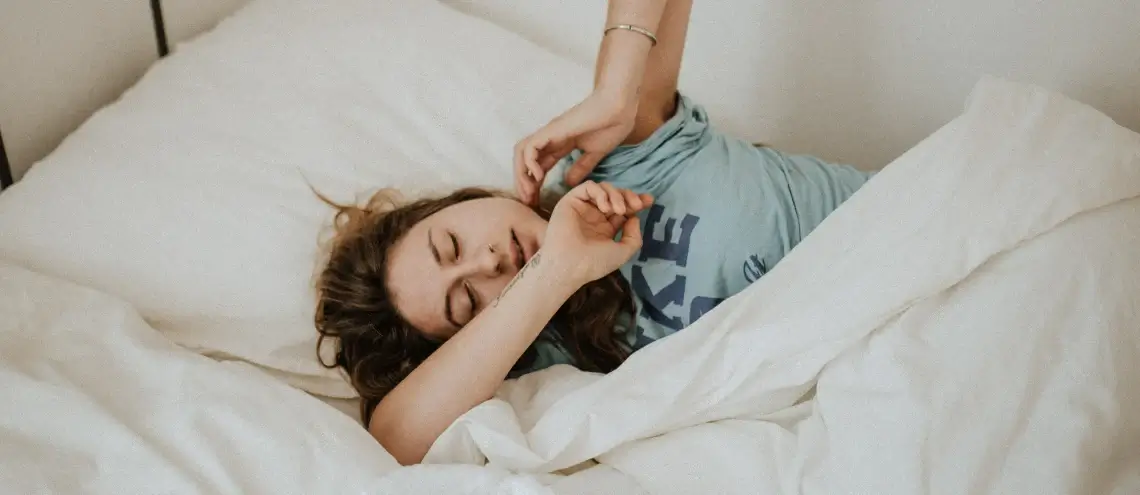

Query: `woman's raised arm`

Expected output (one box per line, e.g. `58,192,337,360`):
514,0,695,201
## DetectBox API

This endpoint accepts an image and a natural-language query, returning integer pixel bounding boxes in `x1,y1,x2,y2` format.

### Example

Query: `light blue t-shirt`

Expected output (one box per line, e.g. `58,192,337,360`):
523,94,871,372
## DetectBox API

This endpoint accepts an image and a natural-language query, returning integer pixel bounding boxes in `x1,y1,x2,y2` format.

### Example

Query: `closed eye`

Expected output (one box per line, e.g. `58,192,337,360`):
449,231,460,261
429,228,461,330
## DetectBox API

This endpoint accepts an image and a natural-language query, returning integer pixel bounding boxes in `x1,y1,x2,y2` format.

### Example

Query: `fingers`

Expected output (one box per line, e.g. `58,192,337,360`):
616,215,643,252
599,182,628,216
621,188,649,213
579,180,611,213
514,142,550,206
515,134,579,205
513,140,541,205
521,136,549,181
514,171,535,205
561,180,647,262
518,117,578,179
607,190,652,232
570,181,654,215
541,139,575,170
517,95,622,195
515,170,540,206
606,208,628,231
579,181,628,216
619,188,641,212
564,152,604,187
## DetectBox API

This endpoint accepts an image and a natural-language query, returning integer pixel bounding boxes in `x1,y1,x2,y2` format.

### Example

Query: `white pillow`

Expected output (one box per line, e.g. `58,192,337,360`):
0,0,591,397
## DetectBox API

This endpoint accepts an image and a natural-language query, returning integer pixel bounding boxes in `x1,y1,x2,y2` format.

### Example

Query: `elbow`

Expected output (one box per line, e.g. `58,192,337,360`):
368,410,430,466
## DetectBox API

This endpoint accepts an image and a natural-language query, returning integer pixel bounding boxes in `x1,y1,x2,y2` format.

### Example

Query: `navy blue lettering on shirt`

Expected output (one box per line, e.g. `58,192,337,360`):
630,266,686,331
689,296,727,322
742,254,768,283
639,204,699,267
624,205,734,348
631,325,658,351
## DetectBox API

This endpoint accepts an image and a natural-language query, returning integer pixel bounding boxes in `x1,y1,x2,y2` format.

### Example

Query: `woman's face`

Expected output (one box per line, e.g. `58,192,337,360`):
387,197,547,340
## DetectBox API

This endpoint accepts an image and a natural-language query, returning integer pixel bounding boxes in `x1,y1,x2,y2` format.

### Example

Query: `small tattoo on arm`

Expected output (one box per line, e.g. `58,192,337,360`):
493,252,541,308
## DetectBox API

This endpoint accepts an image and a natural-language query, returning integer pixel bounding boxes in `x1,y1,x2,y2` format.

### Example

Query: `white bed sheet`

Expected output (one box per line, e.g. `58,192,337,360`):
0,259,650,494
0,260,608,494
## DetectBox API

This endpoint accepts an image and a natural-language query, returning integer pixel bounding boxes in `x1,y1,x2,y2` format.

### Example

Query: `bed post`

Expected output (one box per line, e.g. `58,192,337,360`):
150,0,170,57
0,126,13,190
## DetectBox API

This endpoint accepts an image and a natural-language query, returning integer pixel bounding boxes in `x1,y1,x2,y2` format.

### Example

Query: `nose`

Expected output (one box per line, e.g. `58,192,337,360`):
453,244,503,280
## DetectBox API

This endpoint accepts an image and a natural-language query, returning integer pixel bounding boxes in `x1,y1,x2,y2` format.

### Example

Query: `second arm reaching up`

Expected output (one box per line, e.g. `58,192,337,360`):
515,0,695,203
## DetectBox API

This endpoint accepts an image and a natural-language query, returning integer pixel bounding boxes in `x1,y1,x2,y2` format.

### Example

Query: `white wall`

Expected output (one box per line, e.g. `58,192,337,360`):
0,0,157,181
772,0,1140,168
450,0,1140,169
0,0,251,183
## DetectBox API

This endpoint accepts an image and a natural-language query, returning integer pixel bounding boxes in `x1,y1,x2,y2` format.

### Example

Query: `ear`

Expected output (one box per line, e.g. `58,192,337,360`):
534,190,563,218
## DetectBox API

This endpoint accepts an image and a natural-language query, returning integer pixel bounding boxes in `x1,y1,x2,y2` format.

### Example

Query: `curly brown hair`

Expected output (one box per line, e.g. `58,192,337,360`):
313,187,634,426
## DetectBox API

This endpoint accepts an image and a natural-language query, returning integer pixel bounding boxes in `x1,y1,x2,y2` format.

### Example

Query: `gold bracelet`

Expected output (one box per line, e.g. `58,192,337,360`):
604,24,658,46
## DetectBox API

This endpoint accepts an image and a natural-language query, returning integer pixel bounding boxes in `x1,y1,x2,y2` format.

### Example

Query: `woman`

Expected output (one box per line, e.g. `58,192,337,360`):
314,0,872,465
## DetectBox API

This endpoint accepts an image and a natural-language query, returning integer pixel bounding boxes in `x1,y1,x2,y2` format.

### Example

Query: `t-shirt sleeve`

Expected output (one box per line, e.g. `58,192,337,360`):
508,328,576,377
548,93,713,199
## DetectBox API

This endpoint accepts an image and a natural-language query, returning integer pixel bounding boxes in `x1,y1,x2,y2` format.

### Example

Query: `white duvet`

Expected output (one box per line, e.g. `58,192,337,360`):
2,79,1139,493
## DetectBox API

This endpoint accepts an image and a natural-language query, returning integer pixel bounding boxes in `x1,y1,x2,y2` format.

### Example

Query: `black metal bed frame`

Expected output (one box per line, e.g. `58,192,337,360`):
0,0,170,191
0,132,11,189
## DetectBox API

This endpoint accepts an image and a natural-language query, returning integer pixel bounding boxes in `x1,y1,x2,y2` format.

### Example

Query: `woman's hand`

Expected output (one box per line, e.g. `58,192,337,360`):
541,181,653,284
515,91,638,205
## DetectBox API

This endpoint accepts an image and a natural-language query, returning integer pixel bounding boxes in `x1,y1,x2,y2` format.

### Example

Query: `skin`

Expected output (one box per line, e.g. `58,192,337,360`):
386,197,548,339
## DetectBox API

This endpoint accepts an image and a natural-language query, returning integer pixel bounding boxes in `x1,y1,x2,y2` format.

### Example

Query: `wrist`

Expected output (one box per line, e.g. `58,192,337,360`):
528,250,590,294
593,28,651,104
588,87,638,125
595,65,645,107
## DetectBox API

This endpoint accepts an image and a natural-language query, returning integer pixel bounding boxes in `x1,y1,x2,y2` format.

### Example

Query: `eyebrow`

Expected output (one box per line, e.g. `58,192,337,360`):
429,227,462,329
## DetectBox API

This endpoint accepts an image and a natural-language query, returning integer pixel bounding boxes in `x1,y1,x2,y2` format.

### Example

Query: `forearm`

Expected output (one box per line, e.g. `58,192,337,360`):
634,0,690,127
369,252,579,465
595,0,692,144
593,0,668,101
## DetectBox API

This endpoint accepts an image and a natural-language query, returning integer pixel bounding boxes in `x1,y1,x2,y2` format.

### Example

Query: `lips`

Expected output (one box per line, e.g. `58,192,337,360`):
510,229,525,270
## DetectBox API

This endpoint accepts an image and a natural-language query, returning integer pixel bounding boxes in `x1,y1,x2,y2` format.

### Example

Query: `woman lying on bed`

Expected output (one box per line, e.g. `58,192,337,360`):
314,0,871,465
